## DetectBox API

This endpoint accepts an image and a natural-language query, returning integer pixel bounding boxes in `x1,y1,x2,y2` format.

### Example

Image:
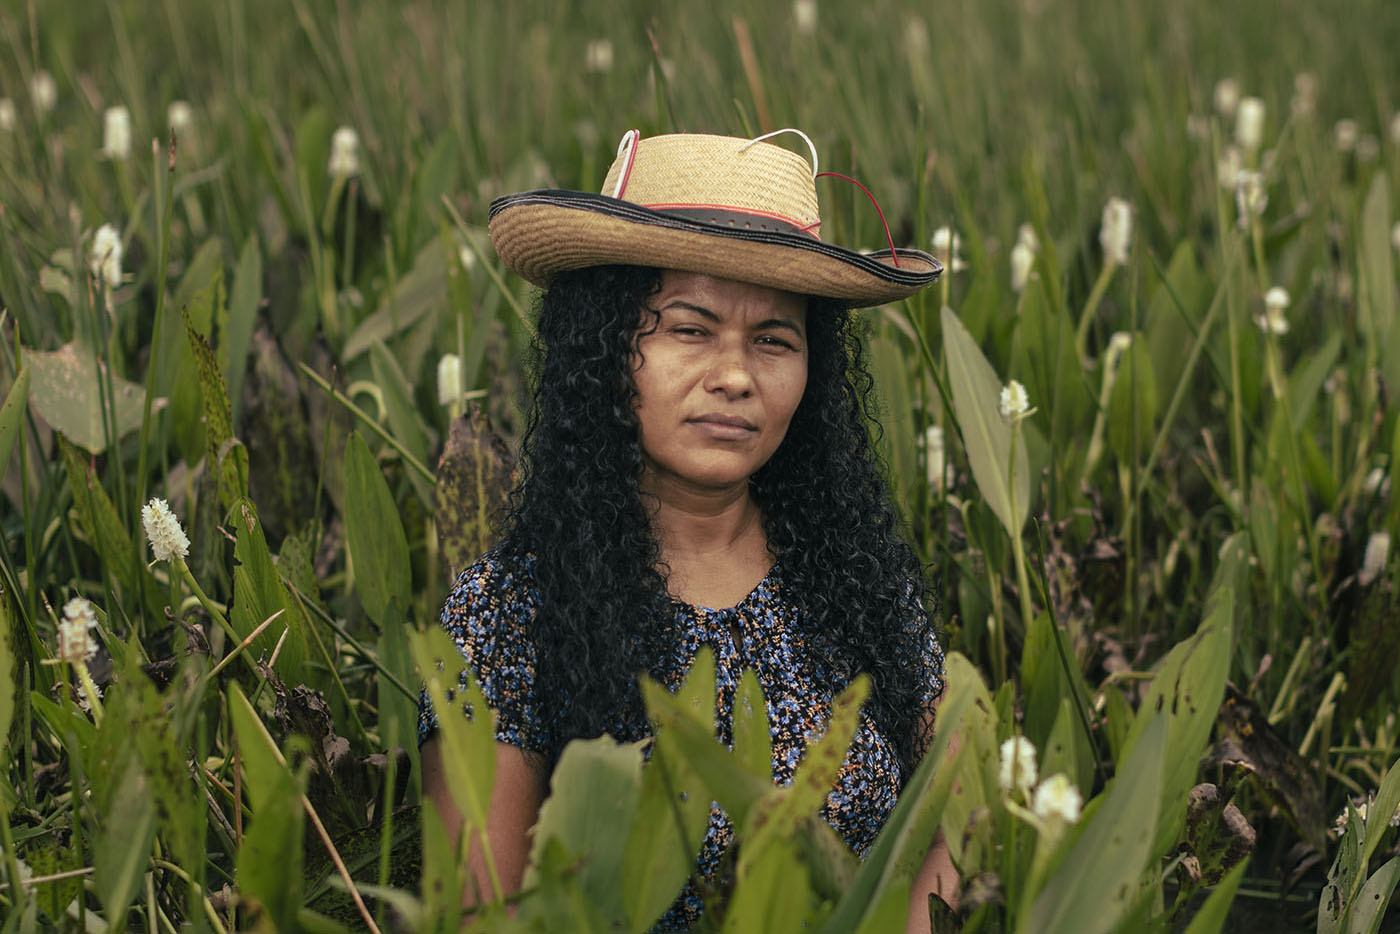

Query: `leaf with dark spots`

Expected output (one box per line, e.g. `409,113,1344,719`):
242,324,317,543
434,406,514,578
183,292,250,512
1206,684,1329,852
1180,782,1256,886
271,681,367,839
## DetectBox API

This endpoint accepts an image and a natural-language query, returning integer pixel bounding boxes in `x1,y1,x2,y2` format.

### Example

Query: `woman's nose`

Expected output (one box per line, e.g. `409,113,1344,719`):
701,345,755,398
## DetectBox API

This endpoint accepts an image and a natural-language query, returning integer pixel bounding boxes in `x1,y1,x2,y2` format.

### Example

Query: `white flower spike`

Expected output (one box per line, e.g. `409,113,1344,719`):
1213,79,1240,118
30,70,56,113
59,597,99,664
1033,773,1083,823
793,0,817,34
102,105,132,159
1254,286,1290,336
1235,171,1268,228
328,126,361,178
89,224,123,289
999,380,1031,424
1235,97,1265,153
142,497,191,563
1100,197,1133,266
437,354,462,408
0,98,15,132
923,424,947,494
585,39,614,73
1010,241,1035,293
1360,532,1390,586
1216,146,1243,191
931,226,967,274
168,100,193,135
999,736,1038,796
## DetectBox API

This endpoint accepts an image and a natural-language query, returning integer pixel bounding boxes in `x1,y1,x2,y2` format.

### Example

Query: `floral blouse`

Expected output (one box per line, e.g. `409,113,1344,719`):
417,551,945,930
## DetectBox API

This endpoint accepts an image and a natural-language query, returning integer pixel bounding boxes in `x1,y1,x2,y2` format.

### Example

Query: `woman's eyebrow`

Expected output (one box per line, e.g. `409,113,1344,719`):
755,318,805,338
658,300,719,321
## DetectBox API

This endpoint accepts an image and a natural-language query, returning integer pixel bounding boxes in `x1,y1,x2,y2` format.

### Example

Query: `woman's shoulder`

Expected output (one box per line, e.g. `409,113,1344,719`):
440,549,541,633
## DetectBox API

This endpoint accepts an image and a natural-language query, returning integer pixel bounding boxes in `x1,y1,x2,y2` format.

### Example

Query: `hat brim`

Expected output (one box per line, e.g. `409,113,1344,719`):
488,191,942,307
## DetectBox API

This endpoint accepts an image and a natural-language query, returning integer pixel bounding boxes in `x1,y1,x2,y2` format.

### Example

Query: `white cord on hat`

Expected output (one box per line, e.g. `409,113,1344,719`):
611,129,641,198
741,128,819,179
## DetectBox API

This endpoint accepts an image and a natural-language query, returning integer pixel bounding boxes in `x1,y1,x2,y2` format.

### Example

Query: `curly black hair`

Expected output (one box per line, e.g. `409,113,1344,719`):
497,264,939,780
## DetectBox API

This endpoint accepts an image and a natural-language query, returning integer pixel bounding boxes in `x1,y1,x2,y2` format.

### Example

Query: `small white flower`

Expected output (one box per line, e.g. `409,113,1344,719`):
904,17,930,57
1105,331,1134,370
1213,79,1240,118
1235,170,1268,228
59,597,99,664
1032,773,1083,823
30,70,56,113
167,100,193,135
1363,467,1385,496
101,105,132,160
1253,286,1290,336
792,0,818,34
998,736,1038,796
328,126,360,178
1216,145,1243,191
0,98,15,131
77,681,104,714
1234,97,1266,153
931,226,967,273
1010,241,1036,293
923,425,947,494
458,244,477,273
1290,73,1316,117
437,354,462,408
999,380,1031,423
585,39,614,73
142,497,190,563
1359,531,1390,586
1016,223,1039,252
1100,197,1133,266
1334,119,1359,153
89,224,123,289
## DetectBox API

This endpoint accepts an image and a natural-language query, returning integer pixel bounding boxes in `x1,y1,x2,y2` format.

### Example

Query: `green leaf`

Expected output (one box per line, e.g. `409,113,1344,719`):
408,627,497,835
0,590,16,773
1107,340,1158,466
1359,173,1394,346
344,432,412,627
1182,859,1247,934
942,305,1030,536
226,235,263,423
23,342,149,453
92,762,157,924
732,668,773,782
1319,800,1366,934
419,798,466,932
723,838,819,934
236,758,305,931
0,366,29,480
1118,593,1232,858
1021,612,1094,780
369,340,435,505
230,498,308,678
434,409,513,578
525,736,646,925
620,734,711,932
343,239,450,360
183,292,250,513
170,264,219,465
1362,758,1400,887
1024,712,1166,934
1347,856,1400,934
870,332,918,515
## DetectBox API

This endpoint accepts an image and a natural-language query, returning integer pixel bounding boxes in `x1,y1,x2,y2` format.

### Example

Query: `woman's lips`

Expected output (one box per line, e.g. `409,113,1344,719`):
688,414,758,440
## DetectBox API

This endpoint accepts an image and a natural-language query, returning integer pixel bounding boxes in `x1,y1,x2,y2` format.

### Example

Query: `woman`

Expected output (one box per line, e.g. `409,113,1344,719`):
419,130,956,931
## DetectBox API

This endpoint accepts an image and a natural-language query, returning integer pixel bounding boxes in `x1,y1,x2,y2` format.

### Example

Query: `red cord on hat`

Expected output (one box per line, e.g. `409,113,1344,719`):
815,171,900,268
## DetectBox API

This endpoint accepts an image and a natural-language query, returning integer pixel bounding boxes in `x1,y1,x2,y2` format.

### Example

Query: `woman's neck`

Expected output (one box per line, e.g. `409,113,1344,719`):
641,474,773,606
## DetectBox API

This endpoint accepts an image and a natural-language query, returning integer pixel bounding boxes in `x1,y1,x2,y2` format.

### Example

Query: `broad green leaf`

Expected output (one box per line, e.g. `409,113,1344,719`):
184,296,250,513
732,668,773,780
0,366,29,479
825,654,977,934
343,240,450,360
1362,758,1400,886
1145,241,1205,408
1024,713,1166,934
723,837,818,934
1182,860,1247,934
0,589,15,773
1041,697,1090,796
377,622,421,779
226,234,263,423
369,340,435,504
1107,339,1158,466
235,756,305,931
23,342,149,453
409,627,497,836
1287,332,1342,432
171,268,219,465
620,734,711,933
1359,174,1394,346
936,653,999,868
1021,612,1094,776
92,762,157,924
1319,800,1366,934
230,498,308,678
525,736,645,925
942,305,1030,536
1118,592,1232,858
344,432,412,627
1347,857,1400,934
419,798,466,932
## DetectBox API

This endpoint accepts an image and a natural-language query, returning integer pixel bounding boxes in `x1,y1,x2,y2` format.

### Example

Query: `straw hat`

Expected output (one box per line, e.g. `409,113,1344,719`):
488,130,942,307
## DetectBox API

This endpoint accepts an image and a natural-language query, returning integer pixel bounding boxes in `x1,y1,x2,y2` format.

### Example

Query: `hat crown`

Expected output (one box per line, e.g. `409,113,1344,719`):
599,133,820,234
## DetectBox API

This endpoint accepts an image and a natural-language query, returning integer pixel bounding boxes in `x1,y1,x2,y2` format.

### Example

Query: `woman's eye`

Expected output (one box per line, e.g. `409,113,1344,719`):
757,335,796,350
671,326,706,337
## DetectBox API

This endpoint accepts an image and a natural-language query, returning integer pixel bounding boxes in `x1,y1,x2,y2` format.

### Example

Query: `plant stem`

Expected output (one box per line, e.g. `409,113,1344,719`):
1074,262,1116,366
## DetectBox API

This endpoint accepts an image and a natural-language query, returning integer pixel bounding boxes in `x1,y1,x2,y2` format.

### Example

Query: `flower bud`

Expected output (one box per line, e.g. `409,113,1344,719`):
1032,772,1083,823
1234,97,1265,152
1234,170,1268,227
30,70,56,113
168,100,193,135
1360,531,1390,586
89,224,123,289
931,225,967,273
1100,197,1133,266
1253,286,1290,336
328,126,361,178
1213,78,1240,118
102,105,132,159
793,0,817,34
437,354,462,408
585,38,614,73
1010,241,1035,293
0,98,14,131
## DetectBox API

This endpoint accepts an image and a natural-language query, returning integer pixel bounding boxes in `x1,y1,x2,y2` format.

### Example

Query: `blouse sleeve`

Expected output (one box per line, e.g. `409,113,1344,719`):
910,588,946,709
416,554,551,754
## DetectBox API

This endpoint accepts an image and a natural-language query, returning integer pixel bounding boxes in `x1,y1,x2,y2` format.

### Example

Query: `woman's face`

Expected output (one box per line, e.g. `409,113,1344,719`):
631,270,808,494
